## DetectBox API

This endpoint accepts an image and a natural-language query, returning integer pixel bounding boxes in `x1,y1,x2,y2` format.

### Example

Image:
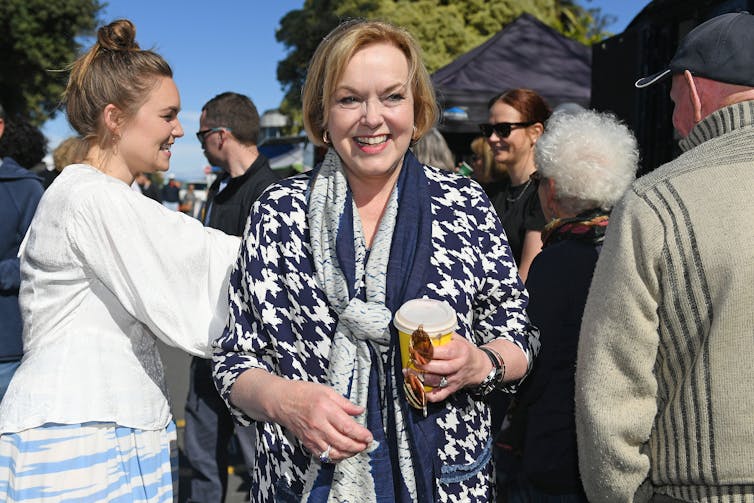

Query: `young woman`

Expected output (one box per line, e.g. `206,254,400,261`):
481,89,551,282
0,19,240,501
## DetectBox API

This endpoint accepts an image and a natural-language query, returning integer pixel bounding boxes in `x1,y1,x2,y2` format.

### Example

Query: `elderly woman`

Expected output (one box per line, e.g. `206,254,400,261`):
511,109,637,501
212,19,539,502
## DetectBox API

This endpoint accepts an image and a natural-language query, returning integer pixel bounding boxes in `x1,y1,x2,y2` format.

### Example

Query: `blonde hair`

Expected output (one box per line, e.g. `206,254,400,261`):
64,19,173,151
52,136,84,172
302,19,438,147
470,136,497,184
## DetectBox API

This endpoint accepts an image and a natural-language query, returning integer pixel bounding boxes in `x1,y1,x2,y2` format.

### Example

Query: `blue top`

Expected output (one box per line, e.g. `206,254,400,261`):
0,157,43,361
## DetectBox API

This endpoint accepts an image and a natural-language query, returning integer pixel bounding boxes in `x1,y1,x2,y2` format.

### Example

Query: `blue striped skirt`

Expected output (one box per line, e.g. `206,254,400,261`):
0,421,177,502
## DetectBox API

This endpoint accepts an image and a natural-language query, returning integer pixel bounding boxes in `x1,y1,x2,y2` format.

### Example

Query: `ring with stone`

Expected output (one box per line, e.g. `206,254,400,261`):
319,444,333,464
438,376,449,389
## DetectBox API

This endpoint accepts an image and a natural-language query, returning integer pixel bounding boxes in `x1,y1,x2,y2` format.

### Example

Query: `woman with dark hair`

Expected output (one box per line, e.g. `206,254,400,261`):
212,18,539,502
480,88,551,282
0,19,239,501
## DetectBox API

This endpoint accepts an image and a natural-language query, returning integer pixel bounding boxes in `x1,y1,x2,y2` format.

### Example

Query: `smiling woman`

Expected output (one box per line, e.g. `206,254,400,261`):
0,19,240,502
212,19,540,503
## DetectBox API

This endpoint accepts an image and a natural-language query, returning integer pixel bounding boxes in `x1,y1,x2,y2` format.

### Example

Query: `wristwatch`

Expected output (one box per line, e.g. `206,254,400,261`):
470,346,506,399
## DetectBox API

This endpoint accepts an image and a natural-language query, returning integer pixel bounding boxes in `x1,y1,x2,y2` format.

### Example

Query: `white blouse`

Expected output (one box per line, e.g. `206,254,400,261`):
0,164,240,433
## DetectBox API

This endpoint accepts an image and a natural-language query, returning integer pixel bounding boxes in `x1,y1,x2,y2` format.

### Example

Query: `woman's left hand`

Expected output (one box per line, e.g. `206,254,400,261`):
412,334,490,403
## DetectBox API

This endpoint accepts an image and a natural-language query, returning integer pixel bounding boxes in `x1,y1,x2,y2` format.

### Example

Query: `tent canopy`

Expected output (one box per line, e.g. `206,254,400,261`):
432,13,592,134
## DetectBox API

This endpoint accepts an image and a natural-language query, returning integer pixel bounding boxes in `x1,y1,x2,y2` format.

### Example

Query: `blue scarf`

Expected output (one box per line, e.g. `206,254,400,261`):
306,149,439,502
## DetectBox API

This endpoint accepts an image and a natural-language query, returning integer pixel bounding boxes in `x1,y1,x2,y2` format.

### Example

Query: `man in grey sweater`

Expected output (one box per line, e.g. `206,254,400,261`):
575,12,754,503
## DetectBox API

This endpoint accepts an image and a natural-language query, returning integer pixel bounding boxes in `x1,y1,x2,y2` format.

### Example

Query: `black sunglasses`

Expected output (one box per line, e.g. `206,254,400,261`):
196,127,230,144
478,121,536,138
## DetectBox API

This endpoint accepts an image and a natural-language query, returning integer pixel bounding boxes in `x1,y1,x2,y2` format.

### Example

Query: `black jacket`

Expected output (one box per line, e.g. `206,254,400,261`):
518,239,598,495
203,154,280,236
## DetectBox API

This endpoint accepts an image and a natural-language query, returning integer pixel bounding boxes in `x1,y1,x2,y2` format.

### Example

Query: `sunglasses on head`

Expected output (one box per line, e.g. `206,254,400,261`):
403,324,434,417
478,121,536,138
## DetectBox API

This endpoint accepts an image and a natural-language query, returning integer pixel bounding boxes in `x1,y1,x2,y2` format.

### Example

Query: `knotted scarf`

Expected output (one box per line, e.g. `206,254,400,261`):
302,148,438,502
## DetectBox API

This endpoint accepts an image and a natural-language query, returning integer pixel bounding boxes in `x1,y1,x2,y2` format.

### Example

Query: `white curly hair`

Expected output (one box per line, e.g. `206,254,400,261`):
535,109,638,215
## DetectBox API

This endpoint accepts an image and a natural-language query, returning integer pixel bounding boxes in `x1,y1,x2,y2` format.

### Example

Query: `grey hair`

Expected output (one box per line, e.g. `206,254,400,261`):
535,109,638,215
412,127,455,171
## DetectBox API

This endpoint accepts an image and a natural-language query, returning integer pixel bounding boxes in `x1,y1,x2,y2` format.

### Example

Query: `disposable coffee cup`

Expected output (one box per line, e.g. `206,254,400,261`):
394,298,457,376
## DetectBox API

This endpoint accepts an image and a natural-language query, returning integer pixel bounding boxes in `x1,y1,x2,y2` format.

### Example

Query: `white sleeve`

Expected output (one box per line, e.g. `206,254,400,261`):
69,183,240,357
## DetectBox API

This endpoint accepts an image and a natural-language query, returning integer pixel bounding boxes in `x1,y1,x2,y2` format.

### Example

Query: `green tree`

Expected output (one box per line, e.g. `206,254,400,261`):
0,0,102,125
275,0,613,133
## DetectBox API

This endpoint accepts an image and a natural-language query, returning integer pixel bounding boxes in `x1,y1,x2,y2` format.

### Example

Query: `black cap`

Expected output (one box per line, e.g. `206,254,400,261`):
635,12,754,88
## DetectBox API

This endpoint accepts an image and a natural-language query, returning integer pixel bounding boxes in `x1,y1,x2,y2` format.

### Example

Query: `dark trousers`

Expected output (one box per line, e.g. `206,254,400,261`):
181,356,256,502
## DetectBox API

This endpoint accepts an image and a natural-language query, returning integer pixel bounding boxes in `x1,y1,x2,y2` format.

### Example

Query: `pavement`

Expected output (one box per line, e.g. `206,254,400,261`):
157,340,249,503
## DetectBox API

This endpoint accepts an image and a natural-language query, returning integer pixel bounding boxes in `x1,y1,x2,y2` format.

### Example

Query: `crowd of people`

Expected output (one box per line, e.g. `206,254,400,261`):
0,10,753,503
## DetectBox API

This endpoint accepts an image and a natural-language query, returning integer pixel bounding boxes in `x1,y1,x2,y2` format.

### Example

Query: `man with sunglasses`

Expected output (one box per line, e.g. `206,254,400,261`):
183,91,279,503
575,12,754,503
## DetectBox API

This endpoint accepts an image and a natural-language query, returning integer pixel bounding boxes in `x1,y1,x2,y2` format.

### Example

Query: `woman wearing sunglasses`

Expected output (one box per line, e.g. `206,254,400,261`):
212,19,539,503
480,89,551,283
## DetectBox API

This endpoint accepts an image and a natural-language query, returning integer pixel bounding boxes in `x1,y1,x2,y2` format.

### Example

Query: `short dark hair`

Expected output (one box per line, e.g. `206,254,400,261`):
201,92,260,146
0,114,48,169
0,103,6,120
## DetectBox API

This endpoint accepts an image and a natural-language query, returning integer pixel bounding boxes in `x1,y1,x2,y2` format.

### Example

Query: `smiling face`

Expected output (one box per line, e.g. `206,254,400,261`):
327,42,414,187
117,76,183,178
486,101,538,172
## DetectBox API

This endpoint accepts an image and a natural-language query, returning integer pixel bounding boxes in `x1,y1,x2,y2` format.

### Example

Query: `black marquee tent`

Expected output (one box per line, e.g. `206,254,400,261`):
431,13,592,152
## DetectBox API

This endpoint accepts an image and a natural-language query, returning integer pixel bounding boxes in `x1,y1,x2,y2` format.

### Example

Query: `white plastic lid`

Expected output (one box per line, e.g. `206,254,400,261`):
393,298,457,337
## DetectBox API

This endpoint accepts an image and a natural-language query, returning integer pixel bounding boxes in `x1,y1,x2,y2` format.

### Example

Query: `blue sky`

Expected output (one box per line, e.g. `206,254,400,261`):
41,0,650,181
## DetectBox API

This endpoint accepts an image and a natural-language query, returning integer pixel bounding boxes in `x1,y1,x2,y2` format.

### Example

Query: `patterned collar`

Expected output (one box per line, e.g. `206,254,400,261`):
679,99,754,152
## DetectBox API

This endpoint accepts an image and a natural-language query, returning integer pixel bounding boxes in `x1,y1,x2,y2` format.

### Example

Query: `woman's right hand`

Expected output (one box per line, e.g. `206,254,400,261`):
272,380,374,463
230,368,374,462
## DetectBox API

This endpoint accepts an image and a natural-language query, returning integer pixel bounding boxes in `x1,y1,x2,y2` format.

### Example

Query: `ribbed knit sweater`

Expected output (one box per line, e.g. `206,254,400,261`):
575,100,754,503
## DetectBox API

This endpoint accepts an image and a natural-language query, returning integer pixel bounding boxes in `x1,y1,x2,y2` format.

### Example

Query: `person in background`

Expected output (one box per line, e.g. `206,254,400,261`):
510,109,637,502
198,91,280,232
180,183,197,217
135,172,162,202
0,111,48,187
52,136,83,174
481,88,550,282
0,19,240,501
469,136,498,187
162,173,181,210
182,91,279,503
480,90,550,495
577,12,754,502
212,19,538,502
411,126,455,171
0,104,45,404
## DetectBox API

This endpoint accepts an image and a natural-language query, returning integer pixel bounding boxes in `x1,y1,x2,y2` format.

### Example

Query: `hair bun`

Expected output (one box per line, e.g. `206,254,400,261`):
97,19,140,51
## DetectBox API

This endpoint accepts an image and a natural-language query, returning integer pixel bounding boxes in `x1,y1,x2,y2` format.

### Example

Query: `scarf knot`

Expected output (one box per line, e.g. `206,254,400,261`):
339,298,392,344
